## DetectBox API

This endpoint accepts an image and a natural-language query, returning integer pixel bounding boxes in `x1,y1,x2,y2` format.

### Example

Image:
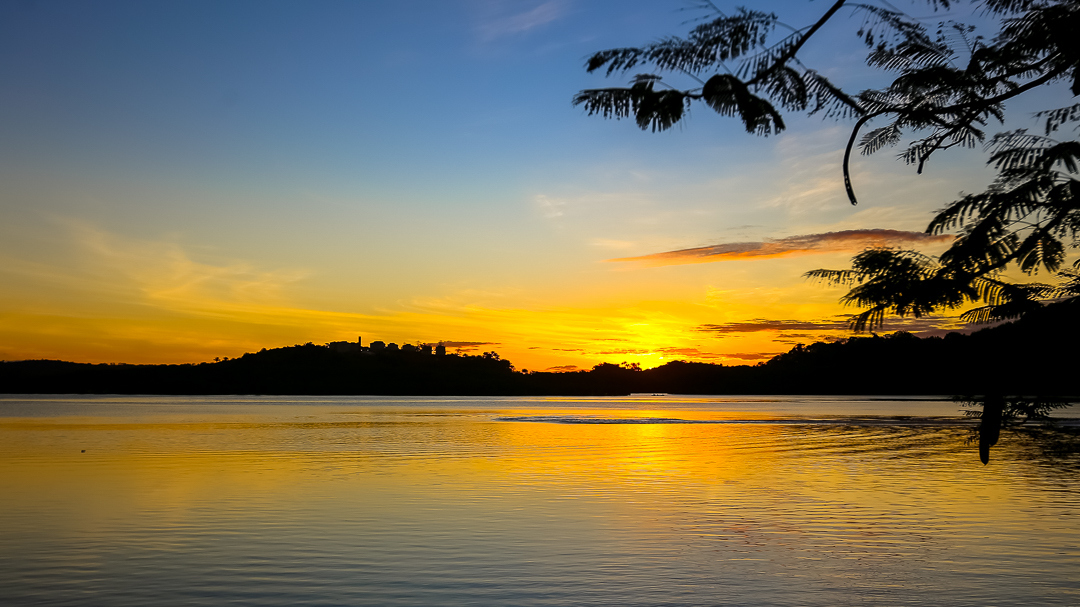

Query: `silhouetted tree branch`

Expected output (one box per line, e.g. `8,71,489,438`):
576,0,1080,463
575,0,1078,203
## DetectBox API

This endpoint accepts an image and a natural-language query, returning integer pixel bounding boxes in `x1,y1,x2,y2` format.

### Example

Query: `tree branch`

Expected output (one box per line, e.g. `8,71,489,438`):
843,112,882,205
747,0,850,87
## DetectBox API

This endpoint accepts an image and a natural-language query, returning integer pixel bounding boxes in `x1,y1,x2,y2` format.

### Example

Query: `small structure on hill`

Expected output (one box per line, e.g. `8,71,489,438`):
328,336,363,353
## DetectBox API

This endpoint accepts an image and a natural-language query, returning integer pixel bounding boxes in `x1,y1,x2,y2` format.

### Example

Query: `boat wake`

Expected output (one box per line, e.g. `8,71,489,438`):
494,415,976,426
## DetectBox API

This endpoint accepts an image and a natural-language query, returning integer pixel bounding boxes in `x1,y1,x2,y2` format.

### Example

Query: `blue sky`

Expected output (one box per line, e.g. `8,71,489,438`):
1,0,1070,368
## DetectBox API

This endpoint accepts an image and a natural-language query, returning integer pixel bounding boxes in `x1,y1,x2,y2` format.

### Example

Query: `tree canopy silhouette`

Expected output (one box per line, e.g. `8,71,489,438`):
574,0,1080,462
575,0,1078,201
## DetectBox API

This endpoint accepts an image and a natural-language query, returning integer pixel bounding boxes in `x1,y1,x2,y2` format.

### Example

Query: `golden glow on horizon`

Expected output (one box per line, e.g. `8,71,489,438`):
0,219,986,371
5,0,1074,381
0,276,857,370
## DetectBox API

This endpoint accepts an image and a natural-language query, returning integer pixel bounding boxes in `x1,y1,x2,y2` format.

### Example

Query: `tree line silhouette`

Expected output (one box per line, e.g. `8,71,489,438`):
2,297,1075,397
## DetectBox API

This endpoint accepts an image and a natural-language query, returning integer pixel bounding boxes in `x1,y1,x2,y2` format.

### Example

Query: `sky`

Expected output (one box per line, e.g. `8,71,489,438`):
0,0,1071,371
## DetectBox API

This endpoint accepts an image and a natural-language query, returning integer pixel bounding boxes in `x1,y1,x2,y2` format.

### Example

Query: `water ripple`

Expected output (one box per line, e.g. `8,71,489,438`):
1,395,1077,606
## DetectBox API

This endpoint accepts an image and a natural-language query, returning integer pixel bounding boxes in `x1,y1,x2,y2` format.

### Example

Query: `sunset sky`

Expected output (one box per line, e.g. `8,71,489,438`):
1,0,1071,371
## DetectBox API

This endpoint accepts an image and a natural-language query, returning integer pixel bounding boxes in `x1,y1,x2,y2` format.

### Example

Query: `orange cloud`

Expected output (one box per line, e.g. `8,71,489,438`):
545,365,581,372
699,319,851,334
721,352,785,361
609,229,953,266
656,347,724,359
425,341,498,351
698,315,971,336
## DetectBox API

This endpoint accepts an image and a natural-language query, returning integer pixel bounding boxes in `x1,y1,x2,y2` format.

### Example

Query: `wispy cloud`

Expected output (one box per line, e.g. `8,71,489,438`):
545,364,581,372
476,1,566,41
534,194,567,218
657,347,782,363
609,229,953,266
698,314,972,336
432,340,498,351
722,352,784,361
595,348,652,355
699,319,852,334
62,219,308,314
657,346,723,359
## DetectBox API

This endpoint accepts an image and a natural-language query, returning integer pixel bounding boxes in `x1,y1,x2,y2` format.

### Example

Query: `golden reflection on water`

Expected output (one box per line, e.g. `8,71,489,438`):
1,396,1078,606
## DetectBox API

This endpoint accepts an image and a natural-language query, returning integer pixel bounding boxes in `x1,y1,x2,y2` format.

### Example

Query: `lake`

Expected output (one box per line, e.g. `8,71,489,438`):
1,395,1077,606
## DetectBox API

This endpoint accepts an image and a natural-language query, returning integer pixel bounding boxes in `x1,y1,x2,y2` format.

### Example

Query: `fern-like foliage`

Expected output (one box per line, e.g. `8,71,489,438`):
1035,103,1080,134
805,245,1070,330
806,249,974,330
575,0,859,139
577,0,1079,204
930,130,1080,277
573,75,690,132
959,395,1072,429
584,9,779,76
959,394,1073,464
578,1,1078,465
701,74,785,134
580,0,1079,339
822,118,1080,332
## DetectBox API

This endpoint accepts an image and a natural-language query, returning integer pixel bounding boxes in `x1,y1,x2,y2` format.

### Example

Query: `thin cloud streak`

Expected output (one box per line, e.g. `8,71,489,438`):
477,2,566,40
430,341,498,351
658,347,722,358
698,315,972,336
722,352,784,361
609,229,953,266
700,319,852,334
545,364,580,372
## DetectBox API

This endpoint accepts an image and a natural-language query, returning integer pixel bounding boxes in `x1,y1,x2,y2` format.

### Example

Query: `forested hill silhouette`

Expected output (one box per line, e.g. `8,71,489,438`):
2,298,1076,396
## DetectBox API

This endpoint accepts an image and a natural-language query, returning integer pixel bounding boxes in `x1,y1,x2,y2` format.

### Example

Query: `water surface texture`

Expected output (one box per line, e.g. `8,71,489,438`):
1,395,1077,606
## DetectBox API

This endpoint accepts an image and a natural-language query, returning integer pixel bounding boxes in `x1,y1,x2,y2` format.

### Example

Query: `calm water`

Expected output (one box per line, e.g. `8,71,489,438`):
1,395,1077,606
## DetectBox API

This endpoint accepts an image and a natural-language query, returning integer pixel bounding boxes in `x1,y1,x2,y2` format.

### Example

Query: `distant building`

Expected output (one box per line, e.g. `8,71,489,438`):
435,343,446,356
370,341,386,351
328,341,360,353
401,344,417,353
420,344,433,355
386,343,399,351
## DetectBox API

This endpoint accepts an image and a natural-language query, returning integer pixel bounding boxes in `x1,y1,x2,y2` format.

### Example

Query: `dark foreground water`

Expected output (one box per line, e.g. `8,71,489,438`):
1,395,1077,606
